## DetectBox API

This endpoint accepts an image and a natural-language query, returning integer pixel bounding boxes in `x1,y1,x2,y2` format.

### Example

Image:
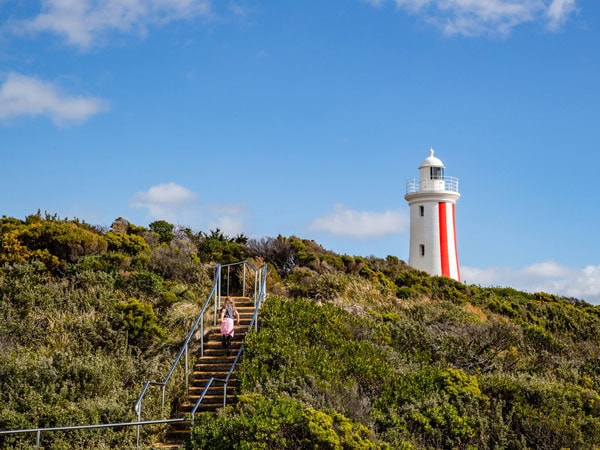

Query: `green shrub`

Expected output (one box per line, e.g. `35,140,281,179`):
126,270,164,295
20,220,108,263
374,367,489,449
149,220,175,244
116,298,166,346
104,231,148,255
188,394,384,449
481,374,600,449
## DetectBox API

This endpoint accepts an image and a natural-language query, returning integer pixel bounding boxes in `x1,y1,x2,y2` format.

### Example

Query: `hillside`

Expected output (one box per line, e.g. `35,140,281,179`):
1,213,600,449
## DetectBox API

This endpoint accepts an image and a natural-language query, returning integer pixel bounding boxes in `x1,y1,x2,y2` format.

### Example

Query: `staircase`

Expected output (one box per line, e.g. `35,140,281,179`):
158,297,257,448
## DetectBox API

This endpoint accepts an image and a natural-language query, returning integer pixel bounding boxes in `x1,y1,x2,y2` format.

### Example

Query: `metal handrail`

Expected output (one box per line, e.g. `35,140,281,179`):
190,345,245,425
0,418,185,449
134,264,222,445
135,261,267,441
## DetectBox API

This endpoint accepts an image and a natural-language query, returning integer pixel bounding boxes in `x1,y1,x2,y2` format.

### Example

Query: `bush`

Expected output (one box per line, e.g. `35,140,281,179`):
116,298,166,347
125,270,164,295
104,231,148,255
21,220,108,263
374,367,490,449
481,374,600,449
188,394,384,449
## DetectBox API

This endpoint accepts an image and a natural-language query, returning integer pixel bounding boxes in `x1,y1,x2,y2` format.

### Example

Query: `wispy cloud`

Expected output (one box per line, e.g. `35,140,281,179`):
12,0,212,49
210,214,245,236
131,182,198,223
371,0,578,36
0,72,108,125
547,0,577,30
130,182,245,236
462,261,600,305
363,0,387,7
309,204,409,238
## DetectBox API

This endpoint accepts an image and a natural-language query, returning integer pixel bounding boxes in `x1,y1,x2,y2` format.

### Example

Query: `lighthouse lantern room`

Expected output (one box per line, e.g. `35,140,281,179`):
405,149,461,281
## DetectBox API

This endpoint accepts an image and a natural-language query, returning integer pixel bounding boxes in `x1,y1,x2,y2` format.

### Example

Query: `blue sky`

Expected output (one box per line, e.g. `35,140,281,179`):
2,0,600,303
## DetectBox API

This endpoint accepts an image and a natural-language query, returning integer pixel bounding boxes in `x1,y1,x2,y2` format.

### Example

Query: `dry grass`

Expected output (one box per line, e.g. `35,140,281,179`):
463,303,488,322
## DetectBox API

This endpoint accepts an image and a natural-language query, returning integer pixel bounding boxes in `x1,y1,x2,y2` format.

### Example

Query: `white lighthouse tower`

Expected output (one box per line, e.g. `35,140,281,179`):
404,149,461,281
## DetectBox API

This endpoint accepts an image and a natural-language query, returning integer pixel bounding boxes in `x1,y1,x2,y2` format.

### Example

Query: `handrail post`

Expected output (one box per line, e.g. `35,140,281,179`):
214,265,221,327
254,270,258,305
214,288,218,327
200,319,204,357
136,400,142,449
227,265,230,297
185,344,189,394
243,263,246,297
36,430,40,448
161,384,166,418
223,382,227,408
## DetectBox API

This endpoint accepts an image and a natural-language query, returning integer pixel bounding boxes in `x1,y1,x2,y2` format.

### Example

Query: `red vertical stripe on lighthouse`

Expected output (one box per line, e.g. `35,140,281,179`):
438,202,450,278
453,203,461,282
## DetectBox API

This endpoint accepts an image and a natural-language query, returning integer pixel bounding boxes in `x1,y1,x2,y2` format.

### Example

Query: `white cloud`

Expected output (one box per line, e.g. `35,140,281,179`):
547,0,576,30
394,0,430,14
363,0,387,7
14,0,212,49
0,72,108,125
462,261,600,305
131,182,198,223
131,182,246,235
210,215,244,237
377,0,578,36
205,203,246,236
309,204,409,238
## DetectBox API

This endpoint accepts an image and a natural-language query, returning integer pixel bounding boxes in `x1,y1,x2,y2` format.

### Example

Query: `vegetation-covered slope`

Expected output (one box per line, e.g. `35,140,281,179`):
1,212,600,449
197,295,600,449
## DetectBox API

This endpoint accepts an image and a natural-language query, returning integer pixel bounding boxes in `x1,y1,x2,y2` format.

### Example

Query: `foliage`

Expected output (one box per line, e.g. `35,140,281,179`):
197,228,247,264
20,220,108,264
481,373,600,449
239,297,395,419
104,230,148,255
188,394,384,450
149,220,175,244
2,212,600,448
231,291,600,448
148,236,205,284
116,297,167,346
374,367,490,448
125,270,164,295
0,214,215,448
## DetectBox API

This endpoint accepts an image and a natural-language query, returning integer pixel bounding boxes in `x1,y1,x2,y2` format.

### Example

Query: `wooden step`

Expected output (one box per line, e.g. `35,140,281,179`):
188,384,237,395
180,395,235,409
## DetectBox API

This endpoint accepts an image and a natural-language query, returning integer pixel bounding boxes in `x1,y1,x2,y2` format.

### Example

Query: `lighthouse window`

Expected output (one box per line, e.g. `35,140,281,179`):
430,167,444,180
420,244,425,256
419,206,424,216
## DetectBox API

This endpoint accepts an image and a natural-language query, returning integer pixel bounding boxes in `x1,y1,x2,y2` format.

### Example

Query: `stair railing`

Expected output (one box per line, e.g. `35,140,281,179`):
135,261,267,441
134,263,222,446
218,260,267,308
0,418,186,450
190,263,268,425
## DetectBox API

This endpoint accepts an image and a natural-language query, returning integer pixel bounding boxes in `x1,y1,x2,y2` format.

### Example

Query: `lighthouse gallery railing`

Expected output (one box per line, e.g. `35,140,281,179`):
405,176,459,194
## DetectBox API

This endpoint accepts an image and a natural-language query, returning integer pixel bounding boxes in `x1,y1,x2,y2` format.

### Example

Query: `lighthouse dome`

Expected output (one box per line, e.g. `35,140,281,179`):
419,148,445,168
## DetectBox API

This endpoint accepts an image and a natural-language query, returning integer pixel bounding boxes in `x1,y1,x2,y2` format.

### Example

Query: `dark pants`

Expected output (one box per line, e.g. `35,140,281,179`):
222,335,232,349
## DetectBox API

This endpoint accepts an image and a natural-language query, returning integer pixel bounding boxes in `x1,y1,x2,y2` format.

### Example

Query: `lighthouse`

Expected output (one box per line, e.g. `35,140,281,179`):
405,149,461,281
